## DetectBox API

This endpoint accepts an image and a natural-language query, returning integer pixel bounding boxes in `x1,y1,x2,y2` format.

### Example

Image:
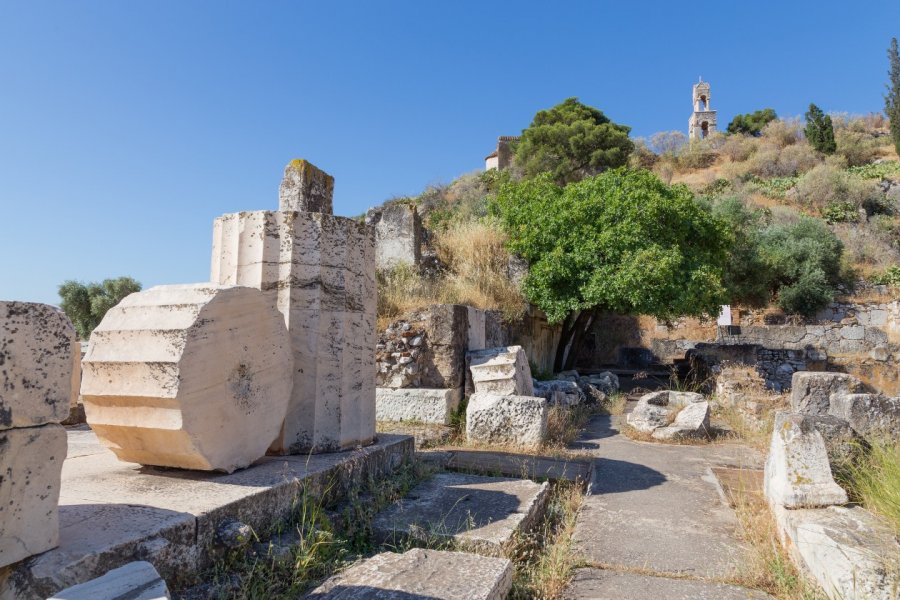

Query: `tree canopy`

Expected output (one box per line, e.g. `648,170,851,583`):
886,37,900,155
59,276,142,339
805,103,836,154
491,168,730,370
726,108,778,136
513,98,633,185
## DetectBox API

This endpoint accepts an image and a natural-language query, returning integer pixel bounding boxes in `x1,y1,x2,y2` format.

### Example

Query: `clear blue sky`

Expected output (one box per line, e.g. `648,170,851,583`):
2,1,898,304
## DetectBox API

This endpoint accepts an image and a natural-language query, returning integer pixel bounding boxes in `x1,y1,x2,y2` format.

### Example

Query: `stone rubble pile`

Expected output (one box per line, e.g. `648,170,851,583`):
626,390,711,440
0,301,74,570
764,371,900,599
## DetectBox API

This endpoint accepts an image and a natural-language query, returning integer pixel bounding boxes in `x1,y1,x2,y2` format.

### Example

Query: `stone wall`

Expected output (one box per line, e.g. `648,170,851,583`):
578,301,900,394
365,202,422,270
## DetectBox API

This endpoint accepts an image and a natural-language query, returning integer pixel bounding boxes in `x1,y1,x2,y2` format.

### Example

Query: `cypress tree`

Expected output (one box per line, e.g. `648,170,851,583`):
886,37,900,155
805,103,836,154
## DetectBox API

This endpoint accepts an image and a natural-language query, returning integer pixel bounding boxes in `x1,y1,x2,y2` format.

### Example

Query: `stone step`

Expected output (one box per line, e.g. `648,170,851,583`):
307,548,512,600
372,472,550,556
48,561,170,600
444,449,592,484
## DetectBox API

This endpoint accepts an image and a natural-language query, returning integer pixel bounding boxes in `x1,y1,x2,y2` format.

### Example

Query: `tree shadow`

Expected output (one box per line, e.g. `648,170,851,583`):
569,414,619,449
589,457,667,495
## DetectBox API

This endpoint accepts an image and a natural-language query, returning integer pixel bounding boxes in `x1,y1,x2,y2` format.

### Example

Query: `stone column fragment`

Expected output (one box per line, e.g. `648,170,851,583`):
0,301,76,429
278,159,334,214
81,284,293,472
211,211,376,454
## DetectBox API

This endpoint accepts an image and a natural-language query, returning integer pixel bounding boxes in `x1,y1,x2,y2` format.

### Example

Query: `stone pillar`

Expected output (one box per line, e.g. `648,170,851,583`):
211,210,377,454
80,284,293,473
364,202,422,270
0,301,74,569
278,159,334,214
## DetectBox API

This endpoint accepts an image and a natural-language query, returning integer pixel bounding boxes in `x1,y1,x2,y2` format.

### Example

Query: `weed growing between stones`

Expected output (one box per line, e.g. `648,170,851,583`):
544,404,598,449
183,459,432,599
596,392,627,416
508,480,585,599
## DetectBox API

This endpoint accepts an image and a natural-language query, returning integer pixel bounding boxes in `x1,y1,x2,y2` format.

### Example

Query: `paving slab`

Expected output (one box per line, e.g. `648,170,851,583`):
306,548,512,599
48,561,170,599
570,414,763,580
564,568,772,599
372,472,549,555
1,430,413,600
444,449,592,483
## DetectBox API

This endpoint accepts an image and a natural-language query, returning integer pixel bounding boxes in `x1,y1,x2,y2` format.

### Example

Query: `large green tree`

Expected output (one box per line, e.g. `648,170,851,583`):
805,103,836,154
886,37,900,155
514,98,633,185
491,169,730,371
726,108,777,136
58,276,142,339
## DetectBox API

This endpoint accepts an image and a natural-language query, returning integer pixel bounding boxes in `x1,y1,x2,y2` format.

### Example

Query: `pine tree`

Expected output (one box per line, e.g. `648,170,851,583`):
886,37,900,155
805,103,836,154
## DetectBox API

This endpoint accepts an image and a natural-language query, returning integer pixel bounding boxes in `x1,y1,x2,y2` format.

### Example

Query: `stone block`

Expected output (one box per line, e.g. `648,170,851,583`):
790,371,864,416
364,202,421,269
0,301,76,430
465,393,547,449
372,473,549,555
533,380,584,406
307,548,513,600
48,561,170,600
375,387,462,425
419,304,469,389
467,346,534,397
81,284,293,473
772,504,899,600
466,307,486,352
211,210,377,453
828,393,900,439
484,310,508,349
652,401,710,440
278,159,334,214
764,412,848,508
0,424,66,568
626,390,705,434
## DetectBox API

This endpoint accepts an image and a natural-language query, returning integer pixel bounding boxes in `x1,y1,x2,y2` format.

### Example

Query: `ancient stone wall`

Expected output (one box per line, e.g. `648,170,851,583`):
365,202,422,270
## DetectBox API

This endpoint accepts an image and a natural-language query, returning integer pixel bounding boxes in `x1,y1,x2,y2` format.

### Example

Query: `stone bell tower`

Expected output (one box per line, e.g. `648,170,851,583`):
688,78,717,140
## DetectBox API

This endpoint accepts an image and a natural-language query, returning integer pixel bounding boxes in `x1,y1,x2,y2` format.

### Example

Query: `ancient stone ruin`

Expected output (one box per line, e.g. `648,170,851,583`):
278,158,334,213
365,201,422,270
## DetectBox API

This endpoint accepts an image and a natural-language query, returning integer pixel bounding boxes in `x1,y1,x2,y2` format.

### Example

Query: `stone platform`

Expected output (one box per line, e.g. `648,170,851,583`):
1,428,414,600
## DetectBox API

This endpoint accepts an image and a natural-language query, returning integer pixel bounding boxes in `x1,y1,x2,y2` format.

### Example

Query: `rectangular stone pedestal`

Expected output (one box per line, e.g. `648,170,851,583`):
375,387,462,425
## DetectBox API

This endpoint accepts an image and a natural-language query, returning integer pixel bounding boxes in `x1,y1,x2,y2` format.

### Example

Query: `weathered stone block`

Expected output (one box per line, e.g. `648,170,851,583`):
307,549,513,600
626,390,705,434
466,393,547,449
375,387,462,425
278,159,333,214
81,284,293,472
0,424,66,568
467,346,534,397
764,412,848,508
828,393,900,439
365,202,421,269
48,561,170,600
419,304,469,389
211,210,377,453
790,371,864,416
372,473,549,555
466,306,486,352
652,401,710,440
0,302,76,430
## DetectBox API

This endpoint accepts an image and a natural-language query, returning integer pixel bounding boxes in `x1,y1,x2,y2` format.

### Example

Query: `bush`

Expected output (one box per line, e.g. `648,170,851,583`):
742,141,819,179
794,164,882,212
629,139,659,169
822,201,860,224
712,197,773,306
648,131,688,156
760,119,802,148
847,160,900,179
871,265,900,287
834,222,900,270
720,134,758,162
750,176,799,198
835,128,881,167
727,108,778,136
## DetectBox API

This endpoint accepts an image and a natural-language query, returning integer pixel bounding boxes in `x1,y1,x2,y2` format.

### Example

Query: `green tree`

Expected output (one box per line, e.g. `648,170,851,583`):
886,37,900,155
58,276,142,339
805,103,836,154
491,169,730,371
514,98,633,185
709,197,772,306
726,108,777,136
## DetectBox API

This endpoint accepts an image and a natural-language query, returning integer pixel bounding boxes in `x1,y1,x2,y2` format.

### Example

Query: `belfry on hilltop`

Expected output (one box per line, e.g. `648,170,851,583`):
688,78,717,140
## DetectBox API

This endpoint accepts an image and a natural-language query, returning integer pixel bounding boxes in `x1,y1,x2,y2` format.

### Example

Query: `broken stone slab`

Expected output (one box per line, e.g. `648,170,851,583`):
764,412,848,508
0,424,67,569
0,301,76,430
444,450,593,484
790,371,865,416
533,380,585,406
371,473,550,555
651,400,710,440
375,387,462,425
467,346,534,397
211,210,377,454
626,390,704,434
278,159,334,214
828,393,900,439
771,503,900,600
364,202,422,270
81,284,293,473
306,548,513,600
48,561,170,600
465,393,548,449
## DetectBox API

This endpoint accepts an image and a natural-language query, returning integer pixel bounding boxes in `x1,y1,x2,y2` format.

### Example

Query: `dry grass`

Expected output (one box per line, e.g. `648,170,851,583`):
545,404,597,450
832,437,900,537
509,481,585,599
377,221,526,326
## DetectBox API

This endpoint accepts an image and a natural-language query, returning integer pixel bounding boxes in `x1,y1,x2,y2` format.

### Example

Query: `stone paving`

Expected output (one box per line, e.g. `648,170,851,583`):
565,412,772,599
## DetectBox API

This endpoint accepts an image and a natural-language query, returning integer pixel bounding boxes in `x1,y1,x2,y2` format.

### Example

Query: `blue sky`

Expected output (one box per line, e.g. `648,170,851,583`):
1,1,898,304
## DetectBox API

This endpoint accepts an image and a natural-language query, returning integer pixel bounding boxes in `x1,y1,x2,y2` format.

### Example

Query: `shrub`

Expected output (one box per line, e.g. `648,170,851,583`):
629,139,659,169
727,108,778,136
712,197,773,306
720,134,758,162
750,176,799,198
822,201,860,224
804,104,837,154
648,131,688,156
834,222,900,270
760,119,802,148
847,160,900,179
794,164,882,212
775,142,821,175
871,265,900,287
835,128,881,167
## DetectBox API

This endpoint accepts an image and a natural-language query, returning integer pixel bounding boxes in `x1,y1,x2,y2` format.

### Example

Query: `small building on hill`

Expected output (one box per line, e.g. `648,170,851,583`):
484,136,519,171
688,78,717,140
